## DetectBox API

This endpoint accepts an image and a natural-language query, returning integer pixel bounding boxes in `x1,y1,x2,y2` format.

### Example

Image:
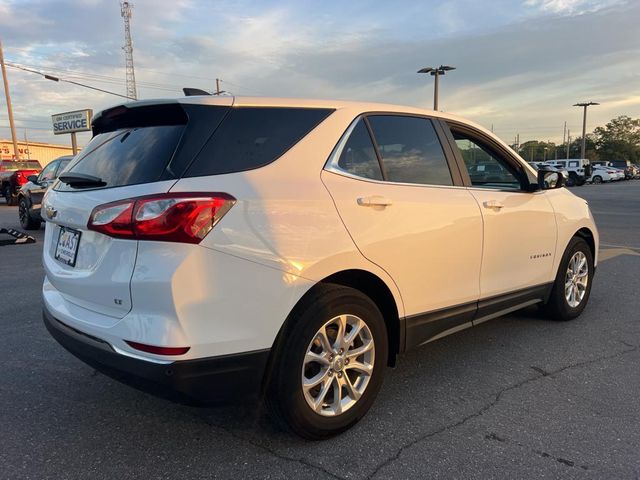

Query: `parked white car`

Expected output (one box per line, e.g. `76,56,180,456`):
589,165,617,183
42,96,599,438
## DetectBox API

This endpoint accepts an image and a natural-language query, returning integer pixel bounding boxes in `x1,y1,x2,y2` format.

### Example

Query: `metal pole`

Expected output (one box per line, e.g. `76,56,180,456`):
216,78,220,95
433,71,439,111
23,129,31,159
566,130,570,160
0,39,20,161
580,105,588,159
70,132,78,155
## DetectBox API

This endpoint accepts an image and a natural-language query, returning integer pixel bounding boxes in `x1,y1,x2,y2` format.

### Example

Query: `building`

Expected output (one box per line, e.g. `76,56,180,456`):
0,139,76,166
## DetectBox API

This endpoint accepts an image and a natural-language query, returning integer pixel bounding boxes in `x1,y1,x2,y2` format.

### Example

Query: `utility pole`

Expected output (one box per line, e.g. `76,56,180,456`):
121,2,138,100
566,130,571,160
573,101,599,159
417,65,456,111
0,39,20,160
216,78,220,95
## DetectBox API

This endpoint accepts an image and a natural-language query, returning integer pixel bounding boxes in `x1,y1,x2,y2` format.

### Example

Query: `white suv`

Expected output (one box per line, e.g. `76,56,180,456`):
42,96,598,439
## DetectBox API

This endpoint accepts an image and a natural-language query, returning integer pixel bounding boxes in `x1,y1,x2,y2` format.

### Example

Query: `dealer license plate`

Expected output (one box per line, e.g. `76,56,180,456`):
55,227,81,267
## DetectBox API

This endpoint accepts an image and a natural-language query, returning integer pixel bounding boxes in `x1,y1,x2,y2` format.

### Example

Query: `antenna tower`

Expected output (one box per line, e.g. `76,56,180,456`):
120,1,138,100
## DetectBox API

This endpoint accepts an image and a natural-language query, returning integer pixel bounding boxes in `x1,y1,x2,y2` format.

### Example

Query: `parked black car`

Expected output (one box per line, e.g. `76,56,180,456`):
17,155,72,229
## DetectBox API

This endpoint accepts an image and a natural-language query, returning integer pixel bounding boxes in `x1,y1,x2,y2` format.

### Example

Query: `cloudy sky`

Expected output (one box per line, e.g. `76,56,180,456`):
1,0,639,148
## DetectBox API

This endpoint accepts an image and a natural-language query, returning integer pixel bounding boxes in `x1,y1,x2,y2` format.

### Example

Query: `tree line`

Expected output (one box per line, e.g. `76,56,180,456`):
514,116,640,164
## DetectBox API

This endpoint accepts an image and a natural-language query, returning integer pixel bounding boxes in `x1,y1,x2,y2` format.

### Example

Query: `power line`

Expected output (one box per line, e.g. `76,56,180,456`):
6,63,134,99
6,60,182,92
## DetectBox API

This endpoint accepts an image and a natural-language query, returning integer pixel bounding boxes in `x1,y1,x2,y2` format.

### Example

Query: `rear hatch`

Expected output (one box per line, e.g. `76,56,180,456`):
43,99,232,319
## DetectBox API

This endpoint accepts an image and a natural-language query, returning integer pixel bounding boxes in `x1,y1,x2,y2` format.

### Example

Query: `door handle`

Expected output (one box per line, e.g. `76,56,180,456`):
357,196,393,207
483,200,504,210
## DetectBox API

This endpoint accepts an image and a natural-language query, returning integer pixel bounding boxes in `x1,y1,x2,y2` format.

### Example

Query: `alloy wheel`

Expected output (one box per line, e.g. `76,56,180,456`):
565,251,589,308
302,314,375,417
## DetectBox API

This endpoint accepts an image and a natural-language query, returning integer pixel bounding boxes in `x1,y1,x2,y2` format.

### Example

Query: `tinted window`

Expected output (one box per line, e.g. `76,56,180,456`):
453,132,522,190
0,160,42,170
56,159,71,176
38,161,58,182
57,125,185,190
367,116,452,186
185,107,334,177
336,120,382,180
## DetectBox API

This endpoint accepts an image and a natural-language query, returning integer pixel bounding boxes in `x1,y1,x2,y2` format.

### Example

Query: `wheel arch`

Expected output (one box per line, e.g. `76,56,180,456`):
320,269,402,366
575,227,596,263
267,268,403,379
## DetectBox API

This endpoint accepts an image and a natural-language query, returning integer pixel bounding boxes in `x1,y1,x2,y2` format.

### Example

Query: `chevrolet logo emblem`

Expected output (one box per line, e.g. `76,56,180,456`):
45,205,58,219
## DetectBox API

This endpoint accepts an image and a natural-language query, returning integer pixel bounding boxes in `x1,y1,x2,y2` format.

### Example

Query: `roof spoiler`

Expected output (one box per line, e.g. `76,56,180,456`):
183,88,211,96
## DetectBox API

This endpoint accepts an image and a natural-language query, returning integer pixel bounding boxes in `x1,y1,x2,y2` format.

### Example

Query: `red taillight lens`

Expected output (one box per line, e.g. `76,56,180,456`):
88,193,235,243
125,340,190,356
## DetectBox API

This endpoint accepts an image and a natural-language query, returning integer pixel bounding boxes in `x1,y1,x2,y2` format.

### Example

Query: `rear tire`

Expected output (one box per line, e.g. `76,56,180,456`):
542,237,594,321
592,175,602,184
265,284,388,439
18,197,41,230
3,186,16,206
565,175,576,187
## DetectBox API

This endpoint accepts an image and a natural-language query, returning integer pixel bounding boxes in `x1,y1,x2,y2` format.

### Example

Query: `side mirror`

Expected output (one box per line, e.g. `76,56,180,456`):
27,175,39,184
537,169,564,190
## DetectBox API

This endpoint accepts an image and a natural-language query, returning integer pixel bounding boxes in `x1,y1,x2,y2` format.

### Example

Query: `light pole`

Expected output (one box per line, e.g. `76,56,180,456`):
573,101,599,159
418,65,455,111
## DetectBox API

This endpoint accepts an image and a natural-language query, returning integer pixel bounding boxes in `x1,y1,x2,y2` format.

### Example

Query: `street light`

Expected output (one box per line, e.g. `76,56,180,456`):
573,101,599,159
418,65,456,111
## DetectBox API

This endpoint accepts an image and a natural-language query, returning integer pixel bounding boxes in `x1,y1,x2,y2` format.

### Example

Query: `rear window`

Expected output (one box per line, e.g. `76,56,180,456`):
0,160,42,170
55,103,230,191
184,107,334,177
56,125,186,191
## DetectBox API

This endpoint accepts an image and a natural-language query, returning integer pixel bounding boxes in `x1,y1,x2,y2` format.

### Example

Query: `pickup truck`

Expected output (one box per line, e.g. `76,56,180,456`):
0,160,42,206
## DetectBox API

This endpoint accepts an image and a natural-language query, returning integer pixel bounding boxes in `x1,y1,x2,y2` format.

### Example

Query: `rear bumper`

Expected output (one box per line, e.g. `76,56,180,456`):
43,306,270,404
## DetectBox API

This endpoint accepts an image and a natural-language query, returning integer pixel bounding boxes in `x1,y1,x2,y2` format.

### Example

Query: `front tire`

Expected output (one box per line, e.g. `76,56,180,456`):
266,284,388,439
592,175,603,184
542,237,594,321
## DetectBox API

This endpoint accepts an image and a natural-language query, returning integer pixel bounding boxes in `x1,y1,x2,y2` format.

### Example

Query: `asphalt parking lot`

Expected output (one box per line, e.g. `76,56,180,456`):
1,182,639,479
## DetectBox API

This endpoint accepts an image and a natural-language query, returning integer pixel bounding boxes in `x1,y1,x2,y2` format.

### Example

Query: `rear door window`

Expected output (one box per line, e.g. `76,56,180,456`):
366,115,453,186
336,119,383,181
185,107,334,177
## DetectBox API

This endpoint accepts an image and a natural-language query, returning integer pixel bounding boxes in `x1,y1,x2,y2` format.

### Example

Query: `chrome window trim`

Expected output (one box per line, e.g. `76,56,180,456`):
323,168,470,190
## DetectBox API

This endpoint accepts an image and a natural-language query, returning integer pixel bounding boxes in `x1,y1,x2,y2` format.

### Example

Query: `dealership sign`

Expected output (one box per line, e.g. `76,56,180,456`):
51,109,93,135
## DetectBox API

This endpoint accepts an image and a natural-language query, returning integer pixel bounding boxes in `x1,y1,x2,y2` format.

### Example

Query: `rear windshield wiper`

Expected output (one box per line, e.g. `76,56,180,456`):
58,173,107,188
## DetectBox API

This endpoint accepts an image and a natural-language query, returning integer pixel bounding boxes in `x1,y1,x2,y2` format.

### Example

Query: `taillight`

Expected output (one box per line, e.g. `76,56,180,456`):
15,172,27,185
88,192,235,244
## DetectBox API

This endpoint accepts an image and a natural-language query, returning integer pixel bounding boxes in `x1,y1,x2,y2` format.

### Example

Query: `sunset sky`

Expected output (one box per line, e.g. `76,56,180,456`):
1,0,639,147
